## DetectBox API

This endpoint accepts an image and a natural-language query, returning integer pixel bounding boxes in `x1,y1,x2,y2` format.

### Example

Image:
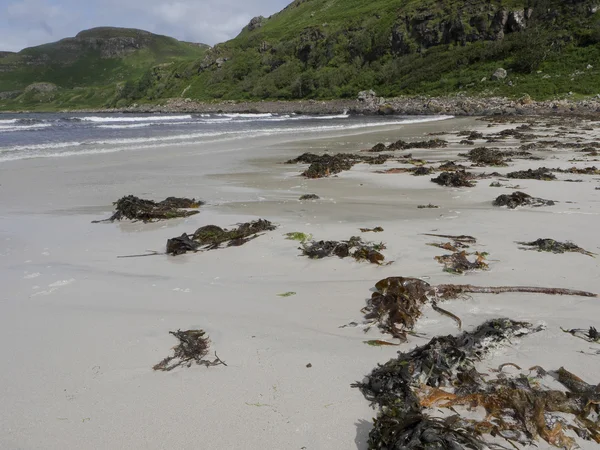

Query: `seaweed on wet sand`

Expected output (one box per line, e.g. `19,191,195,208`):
354,318,600,449
461,147,507,166
493,191,555,208
301,236,387,265
166,219,276,255
431,170,475,187
507,168,556,181
94,195,203,223
361,276,597,341
418,204,439,209
435,251,489,274
360,227,384,233
153,329,226,371
562,326,600,343
299,194,320,200
388,139,448,151
286,152,389,178
517,238,596,257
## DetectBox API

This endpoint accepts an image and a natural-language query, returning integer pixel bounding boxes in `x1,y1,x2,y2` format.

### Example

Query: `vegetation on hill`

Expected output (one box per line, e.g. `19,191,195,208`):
0,27,208,110
1,0,600,110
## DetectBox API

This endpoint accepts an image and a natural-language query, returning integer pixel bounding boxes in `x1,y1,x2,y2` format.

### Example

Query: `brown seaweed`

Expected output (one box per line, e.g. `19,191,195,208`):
362,277,597,341
431,170,476,187
354,318,600,449
153,329,226,371
507,168,557,181
94,195,203,223
166,219,276,255
517,238,596,257
493,191,555,208
301,236,386,265
435,251,489,274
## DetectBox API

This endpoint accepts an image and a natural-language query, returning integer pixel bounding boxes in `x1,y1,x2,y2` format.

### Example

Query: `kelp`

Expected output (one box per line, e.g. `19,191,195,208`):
360,227,384,233
507,168,557,181
427,241,469,252
364,340,400,347
153,329,226,371
517,238,596,257
354,319,600,449
437,161,469,171
94,195,203,223
166,219,276,255
561,326,600,343
431,170,475,187
418,204,439,209
299,194,320,200
461,147,507,166
435,251,489,274
286,152,388,178
554,166,600,175
301,236,387,265
388,139,448,151
422,233,477,244
412,166,434,176
493,191,556,208
361,276,597,341
457,130,484,140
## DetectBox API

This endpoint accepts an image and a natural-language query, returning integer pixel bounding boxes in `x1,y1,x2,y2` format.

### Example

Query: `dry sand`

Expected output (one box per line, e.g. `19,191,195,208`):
1,116,599,449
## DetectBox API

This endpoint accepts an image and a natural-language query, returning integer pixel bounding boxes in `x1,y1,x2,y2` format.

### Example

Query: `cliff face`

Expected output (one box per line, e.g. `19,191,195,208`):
161,0,598,101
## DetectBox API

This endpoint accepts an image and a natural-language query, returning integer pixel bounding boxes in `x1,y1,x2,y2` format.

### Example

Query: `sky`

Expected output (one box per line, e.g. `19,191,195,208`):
0,0,291,52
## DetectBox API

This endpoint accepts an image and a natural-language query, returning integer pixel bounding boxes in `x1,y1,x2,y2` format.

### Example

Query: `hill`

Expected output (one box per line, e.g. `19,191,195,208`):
130,0,600,103
0,27,209,110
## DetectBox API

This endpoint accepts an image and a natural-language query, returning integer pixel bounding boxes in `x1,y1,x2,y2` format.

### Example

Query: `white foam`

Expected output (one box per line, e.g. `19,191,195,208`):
0,118,18,124
0,123,52,132
0,115,454,162
219,113,273,118
77,115,193,123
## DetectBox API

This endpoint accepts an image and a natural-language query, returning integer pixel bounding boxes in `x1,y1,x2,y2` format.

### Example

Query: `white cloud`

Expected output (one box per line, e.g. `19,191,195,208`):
0,0,289,52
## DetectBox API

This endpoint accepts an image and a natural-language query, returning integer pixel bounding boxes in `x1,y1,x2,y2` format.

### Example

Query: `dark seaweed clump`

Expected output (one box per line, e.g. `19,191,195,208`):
95,195,203,222
507,168,556,180
299,194,320,200
166,219,276,255
301,236,386,264
431,170,475,187
461,147,507,166
287,152,387,178
517,238,595,257
153,329,225,371
354,318,600,450
493,191,555,208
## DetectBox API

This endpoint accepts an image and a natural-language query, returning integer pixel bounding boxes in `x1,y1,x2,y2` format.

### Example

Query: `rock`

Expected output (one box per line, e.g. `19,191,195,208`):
491,68,507,80
506,11,526,32
358,90,377,102
247,16,265,32
24,82,58,93
377,104,395,115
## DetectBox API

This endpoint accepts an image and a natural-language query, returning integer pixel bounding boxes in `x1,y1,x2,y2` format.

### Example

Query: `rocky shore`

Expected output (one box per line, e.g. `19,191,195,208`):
40,93,600,117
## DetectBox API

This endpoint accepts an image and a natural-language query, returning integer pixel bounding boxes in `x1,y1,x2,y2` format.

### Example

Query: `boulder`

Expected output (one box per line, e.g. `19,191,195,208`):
491,68,507,80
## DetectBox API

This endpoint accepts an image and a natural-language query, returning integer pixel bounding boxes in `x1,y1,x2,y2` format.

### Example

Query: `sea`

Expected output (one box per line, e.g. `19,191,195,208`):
0,112,452,163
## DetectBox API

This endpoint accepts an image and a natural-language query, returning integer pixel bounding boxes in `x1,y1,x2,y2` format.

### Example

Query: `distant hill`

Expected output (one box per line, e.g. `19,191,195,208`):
2,1,600,111
0,27,208,110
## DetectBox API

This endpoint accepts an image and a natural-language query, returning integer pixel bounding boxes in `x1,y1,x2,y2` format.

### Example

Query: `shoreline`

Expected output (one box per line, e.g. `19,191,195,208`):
1,115,599,449
3,94,600,117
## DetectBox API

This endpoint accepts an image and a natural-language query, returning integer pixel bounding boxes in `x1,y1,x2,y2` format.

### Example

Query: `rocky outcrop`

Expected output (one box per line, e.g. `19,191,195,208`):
24,82,58,93
246,16,266,32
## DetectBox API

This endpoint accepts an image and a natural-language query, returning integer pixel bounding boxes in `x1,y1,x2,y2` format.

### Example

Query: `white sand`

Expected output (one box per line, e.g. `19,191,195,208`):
1,116,599,449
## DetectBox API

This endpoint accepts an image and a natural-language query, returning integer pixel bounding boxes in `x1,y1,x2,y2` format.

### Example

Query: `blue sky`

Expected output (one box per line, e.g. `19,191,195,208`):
0,0,290,51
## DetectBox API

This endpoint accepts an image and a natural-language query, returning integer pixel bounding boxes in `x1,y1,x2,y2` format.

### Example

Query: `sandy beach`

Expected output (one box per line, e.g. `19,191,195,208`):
1,115,599,449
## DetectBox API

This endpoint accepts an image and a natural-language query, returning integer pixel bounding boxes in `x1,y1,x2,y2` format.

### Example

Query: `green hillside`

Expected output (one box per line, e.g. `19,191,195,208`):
0,27,208,110
142,0,600,102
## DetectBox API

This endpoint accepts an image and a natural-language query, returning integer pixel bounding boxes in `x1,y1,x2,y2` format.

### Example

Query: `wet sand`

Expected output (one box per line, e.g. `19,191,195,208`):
1,116,599,449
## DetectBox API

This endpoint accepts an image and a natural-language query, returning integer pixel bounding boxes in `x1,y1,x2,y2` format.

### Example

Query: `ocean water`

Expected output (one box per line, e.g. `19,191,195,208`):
0,112,452,163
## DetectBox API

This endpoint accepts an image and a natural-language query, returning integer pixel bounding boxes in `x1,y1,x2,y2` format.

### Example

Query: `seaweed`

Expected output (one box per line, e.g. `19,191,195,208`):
94,195,203,223
360,227,384,233
388,139,448,151
461,147,507,166
364,340,400,347
277,292,297,297
412,166,434,176
368,143,387,153
286,152,388,178
517,238,596,257
554,166,600,175
438,161,469,171
418,204,439,209
354,319,600,449
458,130,484,140
361,277,597,341
301,236,387,265
422,233,477,244
285,231,312,243
493,191,556,208
561,326,600,343
507,168,557,181
435,251,489,274
299,194,320,200
431,170,476,187
166,219,276,255
153,329,226,371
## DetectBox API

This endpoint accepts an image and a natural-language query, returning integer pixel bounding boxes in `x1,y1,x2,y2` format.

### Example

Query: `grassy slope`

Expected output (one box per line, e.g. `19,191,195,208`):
169,0,600,101
0,28,207,110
